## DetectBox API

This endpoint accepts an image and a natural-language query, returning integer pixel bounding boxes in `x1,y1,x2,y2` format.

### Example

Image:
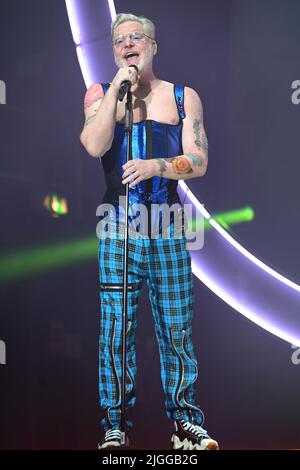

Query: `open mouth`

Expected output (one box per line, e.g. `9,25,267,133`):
124,52,139,63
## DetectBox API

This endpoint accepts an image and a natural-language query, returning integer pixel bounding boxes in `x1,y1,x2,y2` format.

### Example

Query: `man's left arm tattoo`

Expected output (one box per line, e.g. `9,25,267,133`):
184,153,204,167
193,118,208,153
156,158,168,177
154,156,194,177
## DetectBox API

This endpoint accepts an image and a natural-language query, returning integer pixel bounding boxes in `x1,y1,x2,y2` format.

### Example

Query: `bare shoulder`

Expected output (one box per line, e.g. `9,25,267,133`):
156,79,174,92
161,79,173,87
184,86,202,103
83,83,104,110
184,86,203,115
162,81,202,107
162,81,200,97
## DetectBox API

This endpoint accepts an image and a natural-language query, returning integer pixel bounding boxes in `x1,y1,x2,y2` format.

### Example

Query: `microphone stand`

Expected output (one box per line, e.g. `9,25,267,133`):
120,85,133,446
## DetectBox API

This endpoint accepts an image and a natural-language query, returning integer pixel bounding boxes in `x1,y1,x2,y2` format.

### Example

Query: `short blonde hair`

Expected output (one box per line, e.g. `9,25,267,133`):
111,13,155,39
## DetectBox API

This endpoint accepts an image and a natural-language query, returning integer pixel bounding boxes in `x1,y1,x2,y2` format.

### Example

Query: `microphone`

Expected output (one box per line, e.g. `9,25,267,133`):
118,65,139,102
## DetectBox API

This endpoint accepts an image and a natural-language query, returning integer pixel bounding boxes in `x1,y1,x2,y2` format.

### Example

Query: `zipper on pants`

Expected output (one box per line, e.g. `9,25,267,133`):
170,327,203,425
105,318,135,426
107,318,121,426
100,283,137,292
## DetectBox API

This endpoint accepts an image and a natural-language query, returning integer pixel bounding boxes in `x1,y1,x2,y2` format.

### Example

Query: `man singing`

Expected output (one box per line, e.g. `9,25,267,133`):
80,12,218,451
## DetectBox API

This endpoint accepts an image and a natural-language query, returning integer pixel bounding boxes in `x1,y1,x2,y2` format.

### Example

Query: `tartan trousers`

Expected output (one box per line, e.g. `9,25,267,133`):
97,220,204,431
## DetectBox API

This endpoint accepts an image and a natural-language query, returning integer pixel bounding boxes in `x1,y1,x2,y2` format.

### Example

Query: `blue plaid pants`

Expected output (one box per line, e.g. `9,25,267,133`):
98,221,204,431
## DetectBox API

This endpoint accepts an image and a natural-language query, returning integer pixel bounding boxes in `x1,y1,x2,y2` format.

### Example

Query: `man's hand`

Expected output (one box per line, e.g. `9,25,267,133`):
111,66,139,95
122,159,156,188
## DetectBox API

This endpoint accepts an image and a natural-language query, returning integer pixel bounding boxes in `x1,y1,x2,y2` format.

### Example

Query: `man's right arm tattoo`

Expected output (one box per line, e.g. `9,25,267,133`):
83,113,97,128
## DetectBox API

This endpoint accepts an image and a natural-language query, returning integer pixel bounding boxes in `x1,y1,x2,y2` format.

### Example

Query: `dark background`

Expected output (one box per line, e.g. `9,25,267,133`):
0,0,299,449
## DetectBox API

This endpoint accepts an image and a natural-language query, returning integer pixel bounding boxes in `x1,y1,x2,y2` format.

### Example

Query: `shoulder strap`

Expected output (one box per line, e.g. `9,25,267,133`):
101,82,186,120
174,85,186,120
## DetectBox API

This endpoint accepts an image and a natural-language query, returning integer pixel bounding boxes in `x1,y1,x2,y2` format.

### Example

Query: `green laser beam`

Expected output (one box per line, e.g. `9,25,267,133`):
0,236,98,283
0,207,254,284
190,206,254,232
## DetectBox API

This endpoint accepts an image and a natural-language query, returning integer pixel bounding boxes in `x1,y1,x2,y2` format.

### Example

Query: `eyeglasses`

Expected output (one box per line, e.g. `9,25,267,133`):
113,31,153,48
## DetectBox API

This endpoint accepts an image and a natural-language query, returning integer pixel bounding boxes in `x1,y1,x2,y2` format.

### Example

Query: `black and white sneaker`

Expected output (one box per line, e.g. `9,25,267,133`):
171,419,219,450
98,428,129,449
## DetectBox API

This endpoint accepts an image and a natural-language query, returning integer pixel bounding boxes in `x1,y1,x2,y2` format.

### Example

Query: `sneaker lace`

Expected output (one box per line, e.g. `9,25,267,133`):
105,428,121,440
181,421,210,439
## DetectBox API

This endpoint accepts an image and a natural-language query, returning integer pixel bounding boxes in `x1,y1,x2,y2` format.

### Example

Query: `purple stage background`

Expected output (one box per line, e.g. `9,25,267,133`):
0,0,299,449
